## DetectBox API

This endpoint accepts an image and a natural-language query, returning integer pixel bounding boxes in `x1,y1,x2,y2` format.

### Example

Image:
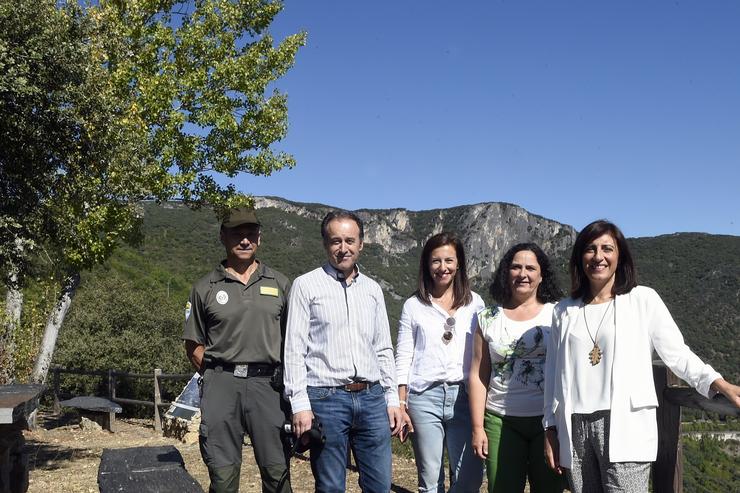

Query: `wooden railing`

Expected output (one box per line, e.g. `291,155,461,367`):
48,363,737,491
652,361,739,493
49,366,192,431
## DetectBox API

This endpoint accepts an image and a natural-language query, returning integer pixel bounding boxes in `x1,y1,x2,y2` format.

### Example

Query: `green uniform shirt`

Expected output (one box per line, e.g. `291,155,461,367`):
183,261,290,364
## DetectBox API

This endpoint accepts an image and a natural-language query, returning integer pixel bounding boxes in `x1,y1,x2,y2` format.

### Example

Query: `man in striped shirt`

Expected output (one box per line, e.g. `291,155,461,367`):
284,210,403,492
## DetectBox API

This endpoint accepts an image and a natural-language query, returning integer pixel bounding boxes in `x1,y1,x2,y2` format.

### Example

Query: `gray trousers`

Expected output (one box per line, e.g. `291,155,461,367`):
567,411,650,493
199,368,292,493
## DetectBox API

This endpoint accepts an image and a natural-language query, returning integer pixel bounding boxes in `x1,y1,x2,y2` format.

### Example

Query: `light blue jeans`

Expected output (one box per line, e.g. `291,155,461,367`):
407,382,483,493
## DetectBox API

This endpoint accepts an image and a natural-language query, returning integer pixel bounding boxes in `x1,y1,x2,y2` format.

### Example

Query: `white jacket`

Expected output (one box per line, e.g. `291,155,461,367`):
543,286,721,468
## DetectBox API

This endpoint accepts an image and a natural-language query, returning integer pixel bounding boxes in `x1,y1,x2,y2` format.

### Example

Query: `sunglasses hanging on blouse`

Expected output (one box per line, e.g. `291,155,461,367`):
442,316,456,345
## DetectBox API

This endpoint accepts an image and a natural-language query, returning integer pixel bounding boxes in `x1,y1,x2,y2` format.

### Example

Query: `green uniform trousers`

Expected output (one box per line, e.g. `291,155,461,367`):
199,367,291,493
484,411,565,493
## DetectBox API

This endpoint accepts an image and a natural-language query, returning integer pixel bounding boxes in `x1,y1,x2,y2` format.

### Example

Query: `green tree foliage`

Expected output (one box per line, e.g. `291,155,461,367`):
630,234,740,383
0,0,304,382
88,0,306,207
0,0,133,380
682,436,740,492
0,0,305,276
0,0,146,276
54,271,191,407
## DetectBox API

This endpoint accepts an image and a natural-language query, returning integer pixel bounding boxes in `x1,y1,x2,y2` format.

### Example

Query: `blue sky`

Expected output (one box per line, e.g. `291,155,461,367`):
233,1,739,238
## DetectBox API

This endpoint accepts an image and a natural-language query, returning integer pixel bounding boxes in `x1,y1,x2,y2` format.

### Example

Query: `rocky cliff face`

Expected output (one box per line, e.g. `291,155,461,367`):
453,202,575,279
255,196,576,281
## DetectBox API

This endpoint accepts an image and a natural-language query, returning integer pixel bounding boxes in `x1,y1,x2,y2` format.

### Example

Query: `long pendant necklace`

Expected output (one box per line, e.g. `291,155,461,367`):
582,299,614,366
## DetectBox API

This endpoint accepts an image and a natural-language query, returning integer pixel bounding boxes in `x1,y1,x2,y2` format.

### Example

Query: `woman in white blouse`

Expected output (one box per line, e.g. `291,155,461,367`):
468,243,565,493
544,219,740,492
395,232,484,492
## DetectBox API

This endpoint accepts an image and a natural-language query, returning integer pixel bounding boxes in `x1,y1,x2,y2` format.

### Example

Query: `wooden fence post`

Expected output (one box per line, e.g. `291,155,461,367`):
153,369,162,433
52,368,61,414
108,369,117,432
107,370,114,401
653,365,683,493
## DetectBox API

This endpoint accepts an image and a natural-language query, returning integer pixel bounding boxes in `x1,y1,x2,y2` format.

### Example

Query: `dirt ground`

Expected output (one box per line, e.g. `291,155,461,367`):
22,412,422,493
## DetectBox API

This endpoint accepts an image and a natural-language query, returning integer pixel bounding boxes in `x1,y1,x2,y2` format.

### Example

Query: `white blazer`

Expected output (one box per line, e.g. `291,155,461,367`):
543,286,721,468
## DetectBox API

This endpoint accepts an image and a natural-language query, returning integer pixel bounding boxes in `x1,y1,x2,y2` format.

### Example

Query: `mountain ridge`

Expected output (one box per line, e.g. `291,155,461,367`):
53,198,738,386
255,196,576,280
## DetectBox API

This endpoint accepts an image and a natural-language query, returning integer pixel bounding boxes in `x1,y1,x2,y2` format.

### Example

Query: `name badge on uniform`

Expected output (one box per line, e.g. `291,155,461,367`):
234,365,249,378
260,286,279,297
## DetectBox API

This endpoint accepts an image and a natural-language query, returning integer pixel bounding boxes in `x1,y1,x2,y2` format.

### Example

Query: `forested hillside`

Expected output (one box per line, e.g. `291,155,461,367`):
38,200,739,492
53,200,738,384
629,234,739,383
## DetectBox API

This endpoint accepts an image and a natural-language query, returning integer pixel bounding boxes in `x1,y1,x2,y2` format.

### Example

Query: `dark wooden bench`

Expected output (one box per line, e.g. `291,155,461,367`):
0,385,43,427
0,384,44,493
98,445,202,493
58,396,122,432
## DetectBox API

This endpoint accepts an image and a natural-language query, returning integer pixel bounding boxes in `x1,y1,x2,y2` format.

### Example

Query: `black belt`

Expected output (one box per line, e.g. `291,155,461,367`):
338,381,379,392
205,362,277,377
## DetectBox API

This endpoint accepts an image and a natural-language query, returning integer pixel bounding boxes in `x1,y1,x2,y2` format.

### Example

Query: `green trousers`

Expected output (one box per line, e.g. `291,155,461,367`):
484,411,565,493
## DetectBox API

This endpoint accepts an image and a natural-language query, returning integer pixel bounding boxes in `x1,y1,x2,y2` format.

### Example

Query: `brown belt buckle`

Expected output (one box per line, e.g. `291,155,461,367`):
344,382,368,392
234,364,249,378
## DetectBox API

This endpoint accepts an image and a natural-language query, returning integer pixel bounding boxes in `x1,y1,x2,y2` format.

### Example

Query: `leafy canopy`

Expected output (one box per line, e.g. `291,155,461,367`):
0,0,305,279
91,0,306,206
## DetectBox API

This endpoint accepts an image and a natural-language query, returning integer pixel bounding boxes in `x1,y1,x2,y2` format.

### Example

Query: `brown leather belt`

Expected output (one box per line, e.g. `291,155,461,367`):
340,381,378,392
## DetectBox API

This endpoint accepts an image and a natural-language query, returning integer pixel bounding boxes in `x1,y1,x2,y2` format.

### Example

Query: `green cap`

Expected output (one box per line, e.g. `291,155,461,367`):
221,207,260,228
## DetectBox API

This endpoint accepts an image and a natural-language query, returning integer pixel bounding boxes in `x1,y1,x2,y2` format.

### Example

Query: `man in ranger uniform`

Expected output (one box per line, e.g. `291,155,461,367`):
183,207,292,493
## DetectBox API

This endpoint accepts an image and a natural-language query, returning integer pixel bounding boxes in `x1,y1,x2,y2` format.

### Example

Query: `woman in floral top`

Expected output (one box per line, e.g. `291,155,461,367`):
468,243,564,493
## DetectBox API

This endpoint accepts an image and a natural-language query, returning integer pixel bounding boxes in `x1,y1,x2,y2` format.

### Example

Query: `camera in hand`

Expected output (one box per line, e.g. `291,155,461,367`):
282,418,326,454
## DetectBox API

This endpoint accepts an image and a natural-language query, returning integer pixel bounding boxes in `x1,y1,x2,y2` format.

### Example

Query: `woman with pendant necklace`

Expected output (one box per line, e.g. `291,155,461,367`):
395,232,485,492
468,243,565,493
543,219,740,493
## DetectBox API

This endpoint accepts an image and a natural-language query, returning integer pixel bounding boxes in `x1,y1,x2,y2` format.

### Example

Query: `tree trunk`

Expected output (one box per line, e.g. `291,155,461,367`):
30,272,80,385
0,270,23,384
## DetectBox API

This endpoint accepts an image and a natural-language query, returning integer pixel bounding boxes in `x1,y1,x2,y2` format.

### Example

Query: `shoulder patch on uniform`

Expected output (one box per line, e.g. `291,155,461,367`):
260,286,279,297
216,290,229,305
184,301,192,321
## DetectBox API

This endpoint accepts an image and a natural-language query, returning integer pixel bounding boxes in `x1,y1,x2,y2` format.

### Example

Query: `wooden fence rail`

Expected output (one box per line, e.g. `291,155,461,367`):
50,366,192,432
652,361,739,493
49,363,737,491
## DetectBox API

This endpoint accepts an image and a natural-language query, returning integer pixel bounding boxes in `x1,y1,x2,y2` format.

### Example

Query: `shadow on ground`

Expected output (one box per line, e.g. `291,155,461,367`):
24,440,99,472
34,411,80,430
345,463,413,493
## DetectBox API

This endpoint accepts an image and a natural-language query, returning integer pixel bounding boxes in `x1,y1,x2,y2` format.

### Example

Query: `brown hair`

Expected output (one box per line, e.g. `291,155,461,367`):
321,210,364,243
415,232,472,309
570,219,637,300
490,242,562,304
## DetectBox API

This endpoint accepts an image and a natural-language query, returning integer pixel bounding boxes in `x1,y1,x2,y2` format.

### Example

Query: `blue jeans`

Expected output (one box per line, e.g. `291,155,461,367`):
307,383,392,493
407,383,483,493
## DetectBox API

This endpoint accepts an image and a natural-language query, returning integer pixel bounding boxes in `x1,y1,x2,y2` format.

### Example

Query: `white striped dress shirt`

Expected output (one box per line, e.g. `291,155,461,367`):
284,263,400,413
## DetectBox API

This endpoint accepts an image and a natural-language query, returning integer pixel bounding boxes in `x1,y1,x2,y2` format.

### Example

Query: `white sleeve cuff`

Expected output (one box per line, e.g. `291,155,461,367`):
697,370,722,399
384,388,400,407
289,395,312,414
